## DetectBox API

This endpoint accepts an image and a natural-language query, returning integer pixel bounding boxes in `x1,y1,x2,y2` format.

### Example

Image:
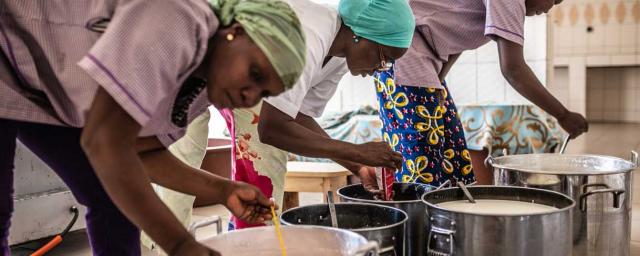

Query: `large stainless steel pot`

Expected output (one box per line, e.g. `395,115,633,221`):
199,225,379,256
280,202,407,256
422,186,575,256
338,183,432,256
489,152,638,256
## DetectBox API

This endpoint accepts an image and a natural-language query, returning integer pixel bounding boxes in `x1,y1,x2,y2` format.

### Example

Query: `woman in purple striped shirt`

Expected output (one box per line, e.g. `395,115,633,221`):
371,0,588,187
0,0,306,255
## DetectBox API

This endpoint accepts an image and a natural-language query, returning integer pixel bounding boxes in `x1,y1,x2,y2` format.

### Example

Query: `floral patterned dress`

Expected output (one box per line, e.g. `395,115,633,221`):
374,67,475,186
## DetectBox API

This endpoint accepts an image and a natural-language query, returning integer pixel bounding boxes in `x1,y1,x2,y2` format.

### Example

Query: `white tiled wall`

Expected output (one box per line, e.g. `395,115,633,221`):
550,0,640,123
552,0,640,62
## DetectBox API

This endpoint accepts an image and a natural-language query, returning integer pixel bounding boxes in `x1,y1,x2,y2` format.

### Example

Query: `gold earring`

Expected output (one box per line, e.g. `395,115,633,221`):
226,33,234,41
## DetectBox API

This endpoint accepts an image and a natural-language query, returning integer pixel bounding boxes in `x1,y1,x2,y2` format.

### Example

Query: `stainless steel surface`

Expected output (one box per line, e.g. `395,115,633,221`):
422,186,575,256
9,189,87,245
10,141,87,245
338,183,431,256
281,202,407,256
200,225,379,256
328,191,339,228
456,182,475,203
490,153,637,256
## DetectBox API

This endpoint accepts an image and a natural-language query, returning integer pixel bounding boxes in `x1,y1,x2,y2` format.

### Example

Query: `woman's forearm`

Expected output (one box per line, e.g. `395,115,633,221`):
258,102,357,161
497,39,568,119
291,112,364,173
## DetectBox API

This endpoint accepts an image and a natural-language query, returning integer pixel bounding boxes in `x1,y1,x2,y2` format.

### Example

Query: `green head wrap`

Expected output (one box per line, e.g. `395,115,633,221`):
339,0,415,48
210,0,306,89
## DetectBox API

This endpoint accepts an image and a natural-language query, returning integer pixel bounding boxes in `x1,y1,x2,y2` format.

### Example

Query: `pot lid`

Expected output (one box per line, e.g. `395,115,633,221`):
490,153,637,175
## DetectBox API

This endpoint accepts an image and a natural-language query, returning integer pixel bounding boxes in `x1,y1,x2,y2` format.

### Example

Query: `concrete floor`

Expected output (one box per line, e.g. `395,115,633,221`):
9,123,640,255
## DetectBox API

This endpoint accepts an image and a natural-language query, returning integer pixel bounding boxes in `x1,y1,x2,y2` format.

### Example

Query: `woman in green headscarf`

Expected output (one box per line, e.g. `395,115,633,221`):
0,0,304,255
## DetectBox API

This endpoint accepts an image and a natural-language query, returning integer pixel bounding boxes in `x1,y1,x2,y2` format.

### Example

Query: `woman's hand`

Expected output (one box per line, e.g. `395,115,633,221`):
172,237,221,256
351,142,403,170
358,166,383,198
223,181,275,224
557,111,589,139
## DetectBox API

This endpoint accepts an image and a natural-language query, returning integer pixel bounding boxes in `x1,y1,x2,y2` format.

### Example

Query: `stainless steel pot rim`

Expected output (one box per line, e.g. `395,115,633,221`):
421,185,576,217
221,225,366,238
337,183,433,204
280,202,409,232
490,153,636,175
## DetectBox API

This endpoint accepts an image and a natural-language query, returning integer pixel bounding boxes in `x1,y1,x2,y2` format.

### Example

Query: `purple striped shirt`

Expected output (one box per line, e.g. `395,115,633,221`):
0,0,218,145
394,0,526,88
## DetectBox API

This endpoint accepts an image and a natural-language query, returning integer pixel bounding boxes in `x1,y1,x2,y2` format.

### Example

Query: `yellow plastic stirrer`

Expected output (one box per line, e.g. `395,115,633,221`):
271,206,287,256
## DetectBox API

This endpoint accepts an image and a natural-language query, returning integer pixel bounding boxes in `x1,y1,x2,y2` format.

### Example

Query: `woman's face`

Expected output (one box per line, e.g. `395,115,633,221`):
343,36,407,77
204,24,285,109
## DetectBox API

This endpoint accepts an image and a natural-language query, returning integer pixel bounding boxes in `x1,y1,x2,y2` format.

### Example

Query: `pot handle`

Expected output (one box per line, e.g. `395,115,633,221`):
484,155,495,169
188,215,222,236
579,189,625,212
631,151,638,167
352,241,379,256
427,215,455,256
581,183,610,194
427,227,454,256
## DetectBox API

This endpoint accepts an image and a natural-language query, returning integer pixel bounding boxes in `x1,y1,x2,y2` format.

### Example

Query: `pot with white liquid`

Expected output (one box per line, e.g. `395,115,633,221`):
489,153,638,256
422,186,575,256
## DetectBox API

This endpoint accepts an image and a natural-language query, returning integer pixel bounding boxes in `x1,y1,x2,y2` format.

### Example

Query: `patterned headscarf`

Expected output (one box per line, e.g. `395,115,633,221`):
210,0,306,89
339,0,415,48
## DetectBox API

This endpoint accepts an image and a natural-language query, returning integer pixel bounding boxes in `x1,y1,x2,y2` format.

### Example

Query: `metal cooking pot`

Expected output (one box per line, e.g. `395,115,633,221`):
280,202,407,256
338,183,433,256
422,186,575,256
198,225,378,256
489,152,638,256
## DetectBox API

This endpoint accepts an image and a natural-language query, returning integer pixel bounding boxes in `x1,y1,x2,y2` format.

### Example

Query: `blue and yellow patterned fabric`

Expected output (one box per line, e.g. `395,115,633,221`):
374,67,475,186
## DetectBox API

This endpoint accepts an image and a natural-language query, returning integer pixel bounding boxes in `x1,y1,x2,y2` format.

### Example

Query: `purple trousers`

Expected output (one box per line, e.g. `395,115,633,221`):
0,118,140,255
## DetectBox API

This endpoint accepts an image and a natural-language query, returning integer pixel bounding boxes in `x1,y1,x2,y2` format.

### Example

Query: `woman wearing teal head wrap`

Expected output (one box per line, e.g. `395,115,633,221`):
216,0,417,236
330,0,415,77
339,0,415,49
